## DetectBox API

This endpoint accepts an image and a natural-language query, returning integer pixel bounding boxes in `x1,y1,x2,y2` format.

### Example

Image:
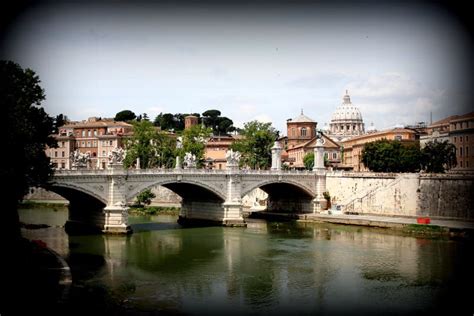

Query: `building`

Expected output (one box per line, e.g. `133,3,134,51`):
184,115,199,130
449,112,474,171
285,134,341,169
419,116,455,148
419,112,474,171
340,128,417,171
286,110,317,149
284,111,341,169
46,117,133,169
328,90,365,142
204,135,239,170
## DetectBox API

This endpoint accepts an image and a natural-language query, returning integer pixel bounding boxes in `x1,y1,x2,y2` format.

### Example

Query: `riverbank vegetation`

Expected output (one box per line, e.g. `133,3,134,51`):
19,201,68,209
128,206,180,216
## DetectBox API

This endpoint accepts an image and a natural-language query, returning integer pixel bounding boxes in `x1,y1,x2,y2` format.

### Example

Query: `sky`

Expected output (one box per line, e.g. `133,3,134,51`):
1,0,472,134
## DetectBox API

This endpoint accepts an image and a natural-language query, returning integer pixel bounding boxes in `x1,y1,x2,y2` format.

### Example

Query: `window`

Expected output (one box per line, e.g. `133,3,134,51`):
460,136,463,142
395,135,402,141
466,146,469,157
333,152,337,159
466,136,469,142
454,137,457,143
301,127,307,137
61,151,65,157
102,150,106,156
110,140,113,146
87,141,91,147
102,161,106,169
92,152,97,157
467,161,469,168
93,141,97,147
460,147,463,157
82,130,85,137
88,130,91,137
94,130,98,136
54,151,58,157
460,161,463,167
61,162,66,169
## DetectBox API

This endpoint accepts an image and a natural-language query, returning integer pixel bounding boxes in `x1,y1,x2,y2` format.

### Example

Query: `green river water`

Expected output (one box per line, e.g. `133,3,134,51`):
19,207,473,315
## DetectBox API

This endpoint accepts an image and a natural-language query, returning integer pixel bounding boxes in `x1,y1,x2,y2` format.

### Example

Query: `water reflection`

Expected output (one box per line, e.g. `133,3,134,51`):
19,208,474,315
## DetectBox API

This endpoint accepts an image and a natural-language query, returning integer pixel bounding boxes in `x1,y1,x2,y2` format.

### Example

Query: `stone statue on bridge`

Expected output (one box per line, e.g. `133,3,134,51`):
226,149,241,170
108,147,125,165
226,149,241,165
183,152,197,169
71,150,91,169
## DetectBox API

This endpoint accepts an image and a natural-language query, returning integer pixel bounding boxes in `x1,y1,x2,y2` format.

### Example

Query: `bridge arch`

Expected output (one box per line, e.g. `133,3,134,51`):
127,179,226,203
45,183,108,233
47,182,108,205
242,179,315,200
242,179,316,213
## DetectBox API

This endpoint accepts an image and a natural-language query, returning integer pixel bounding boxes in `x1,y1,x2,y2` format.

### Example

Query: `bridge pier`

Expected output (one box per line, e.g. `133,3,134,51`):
102,164,132,234
312,171,327,213
222,202,246,227
103,204,132,234
178,200,246,227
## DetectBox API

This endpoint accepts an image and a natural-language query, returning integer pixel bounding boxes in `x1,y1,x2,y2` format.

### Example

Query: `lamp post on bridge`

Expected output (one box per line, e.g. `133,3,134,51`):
312,131,327,212
271,141,282,171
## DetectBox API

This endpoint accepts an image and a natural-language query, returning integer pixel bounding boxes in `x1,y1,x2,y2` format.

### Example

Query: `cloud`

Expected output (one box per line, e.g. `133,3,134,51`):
147,106,165,117
238,104,258,114
344,72,445,129
347,72,422,99
287,72,349,89
253,114,273,123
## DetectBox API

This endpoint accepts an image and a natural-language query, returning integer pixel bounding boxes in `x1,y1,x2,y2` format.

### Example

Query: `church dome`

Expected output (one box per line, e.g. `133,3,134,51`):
291,110,316,123
331,91,364,122
328,90,365,139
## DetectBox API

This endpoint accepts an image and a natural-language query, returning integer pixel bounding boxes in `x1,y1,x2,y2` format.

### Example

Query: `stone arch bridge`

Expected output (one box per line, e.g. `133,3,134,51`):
47,166,327,234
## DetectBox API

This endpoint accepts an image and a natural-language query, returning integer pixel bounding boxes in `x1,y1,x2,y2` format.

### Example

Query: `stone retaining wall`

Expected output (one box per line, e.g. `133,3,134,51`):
327,172,474,220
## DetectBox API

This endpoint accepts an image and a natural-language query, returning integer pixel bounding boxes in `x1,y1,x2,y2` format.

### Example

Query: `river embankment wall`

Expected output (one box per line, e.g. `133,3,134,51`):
326,172,474,220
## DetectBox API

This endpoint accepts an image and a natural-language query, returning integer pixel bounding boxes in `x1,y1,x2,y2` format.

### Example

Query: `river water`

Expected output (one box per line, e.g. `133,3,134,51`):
19,207,473,315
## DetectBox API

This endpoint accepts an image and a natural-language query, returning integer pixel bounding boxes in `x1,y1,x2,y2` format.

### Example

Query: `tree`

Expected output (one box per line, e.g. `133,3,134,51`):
399,143,422,172
154,113,175,130
421,140,457,173
123,120,176,169
135,189,156,207
361,139,421,172
202,109,235,135
1,60,56,241
202,109,221,131
303,152,314,170
52,113,68,133
114,109,136,122
178,124,212,167
230,121,279,169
